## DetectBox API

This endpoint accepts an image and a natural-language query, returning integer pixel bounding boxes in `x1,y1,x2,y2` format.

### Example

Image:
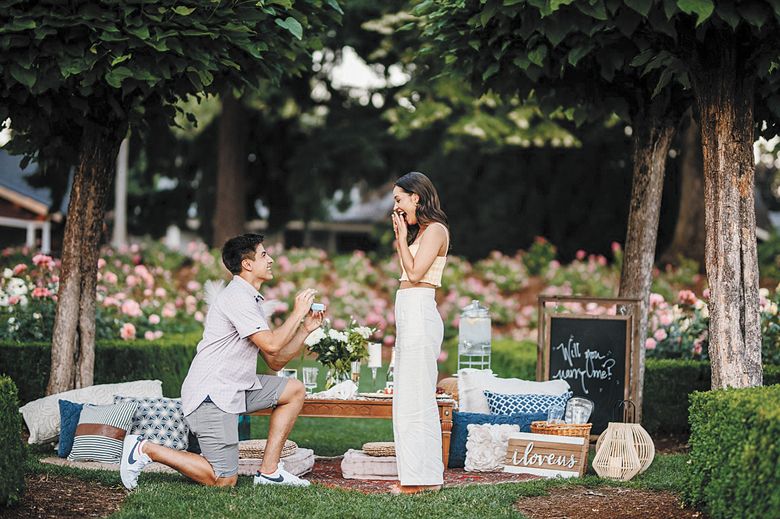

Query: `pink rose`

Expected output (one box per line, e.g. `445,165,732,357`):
611,242,621,253
120,323,136,341
194,311,204,322
31,287,51,298
383,335,395,346
98,258,106,269
575,250,586,260
645,338,657,350
12,264,27,275
659,313,673,326
144,331,156,341
148,314,160,325
121,299,142,317
678,290,697,305
653,329,667,341
154,287,167,297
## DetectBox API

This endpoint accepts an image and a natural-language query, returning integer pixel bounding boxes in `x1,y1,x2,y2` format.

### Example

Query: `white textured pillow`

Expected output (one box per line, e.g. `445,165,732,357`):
464,423,519,472
457,369,571,413
19,380,163,444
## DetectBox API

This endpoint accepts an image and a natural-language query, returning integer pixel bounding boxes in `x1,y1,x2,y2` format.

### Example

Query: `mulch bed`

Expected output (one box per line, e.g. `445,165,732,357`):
514,486,706,519
307,457,537,493
0,474,125,519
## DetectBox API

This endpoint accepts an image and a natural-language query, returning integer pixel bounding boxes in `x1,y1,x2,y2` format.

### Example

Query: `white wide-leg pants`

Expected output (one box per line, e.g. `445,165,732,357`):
392,287,444,485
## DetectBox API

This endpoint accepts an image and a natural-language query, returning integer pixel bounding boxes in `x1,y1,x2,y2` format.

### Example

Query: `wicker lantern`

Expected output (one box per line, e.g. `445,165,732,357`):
596,422,655,474
592,422,642,481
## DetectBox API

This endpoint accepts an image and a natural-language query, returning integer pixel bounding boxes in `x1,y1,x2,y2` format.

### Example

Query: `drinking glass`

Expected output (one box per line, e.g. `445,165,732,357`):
350,360,361,385
565,397,595,424
302,367,319,394
547,402,565,424
277,368,298,380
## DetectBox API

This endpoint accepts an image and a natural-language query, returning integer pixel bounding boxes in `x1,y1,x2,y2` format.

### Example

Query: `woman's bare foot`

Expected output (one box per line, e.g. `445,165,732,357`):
390,484,442,495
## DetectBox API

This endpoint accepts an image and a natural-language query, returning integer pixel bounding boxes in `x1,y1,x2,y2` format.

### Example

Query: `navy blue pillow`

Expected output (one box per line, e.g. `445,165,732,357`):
448,410,547,468
58,399,84,458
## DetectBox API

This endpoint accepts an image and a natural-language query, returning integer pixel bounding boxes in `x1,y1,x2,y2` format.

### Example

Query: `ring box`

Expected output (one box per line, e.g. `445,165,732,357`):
311,302,325,312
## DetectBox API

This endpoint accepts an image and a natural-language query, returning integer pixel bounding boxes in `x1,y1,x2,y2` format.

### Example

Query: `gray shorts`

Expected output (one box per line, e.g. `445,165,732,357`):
185,375,288,478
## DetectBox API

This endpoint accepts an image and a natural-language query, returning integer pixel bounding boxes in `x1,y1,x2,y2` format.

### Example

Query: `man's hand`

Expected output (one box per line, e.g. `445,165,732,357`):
303,310,324,333
292,288,317,320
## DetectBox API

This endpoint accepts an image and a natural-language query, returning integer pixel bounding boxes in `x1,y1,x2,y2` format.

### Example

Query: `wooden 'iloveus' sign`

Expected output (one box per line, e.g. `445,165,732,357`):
503,432,588,478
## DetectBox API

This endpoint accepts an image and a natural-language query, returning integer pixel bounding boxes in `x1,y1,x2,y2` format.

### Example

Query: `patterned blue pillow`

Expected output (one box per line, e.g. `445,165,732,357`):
484,390,573,415
448,411,547,468
58,400,83,458
114,395,189,450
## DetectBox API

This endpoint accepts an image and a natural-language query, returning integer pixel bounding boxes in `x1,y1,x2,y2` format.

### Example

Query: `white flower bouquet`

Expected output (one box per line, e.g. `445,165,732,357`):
305,320,374,388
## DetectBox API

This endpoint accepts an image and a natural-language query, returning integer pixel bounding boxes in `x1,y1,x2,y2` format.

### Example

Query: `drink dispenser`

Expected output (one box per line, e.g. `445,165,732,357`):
457,299,492,370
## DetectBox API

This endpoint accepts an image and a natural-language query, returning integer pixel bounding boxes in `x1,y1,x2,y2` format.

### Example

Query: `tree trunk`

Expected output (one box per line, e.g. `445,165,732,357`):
660,110,706,267
618,102,677,422
213,94,248,247
690,34,763,389
111,135,130,249
47,123,123,395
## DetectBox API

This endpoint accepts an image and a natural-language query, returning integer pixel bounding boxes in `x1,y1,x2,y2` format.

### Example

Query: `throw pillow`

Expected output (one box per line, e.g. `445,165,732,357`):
67,402,138,463
57,400,84,458
448,410,547,468
464,423,519,472
114,395,189,450
18,380,163,444
457,369,571,413
484,390,573,415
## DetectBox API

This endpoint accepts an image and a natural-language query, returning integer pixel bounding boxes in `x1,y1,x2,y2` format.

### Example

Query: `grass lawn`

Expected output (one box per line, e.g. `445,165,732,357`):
23,417,693,519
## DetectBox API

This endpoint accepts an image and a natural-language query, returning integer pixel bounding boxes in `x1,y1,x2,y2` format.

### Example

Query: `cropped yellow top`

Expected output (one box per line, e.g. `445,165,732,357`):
398,223,448,287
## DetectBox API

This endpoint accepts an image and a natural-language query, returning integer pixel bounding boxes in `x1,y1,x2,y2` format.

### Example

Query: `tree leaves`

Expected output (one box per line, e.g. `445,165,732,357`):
275,16,303,40
676,0,714,25
172,6,196,16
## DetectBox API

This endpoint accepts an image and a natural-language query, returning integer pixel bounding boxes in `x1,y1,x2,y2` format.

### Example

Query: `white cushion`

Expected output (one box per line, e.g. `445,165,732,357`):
464,423,519,472
341,449,398,480
19,380,163,444
457,369,570,414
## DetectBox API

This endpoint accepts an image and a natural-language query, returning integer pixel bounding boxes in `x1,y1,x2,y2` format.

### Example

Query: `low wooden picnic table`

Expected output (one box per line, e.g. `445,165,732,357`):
250,397,455,467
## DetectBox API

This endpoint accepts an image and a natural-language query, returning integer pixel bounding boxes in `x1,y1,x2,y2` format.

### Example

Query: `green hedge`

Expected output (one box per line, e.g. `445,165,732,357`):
490,340,780,434
684,385,780,519
0,376,25,507
0,333,201,403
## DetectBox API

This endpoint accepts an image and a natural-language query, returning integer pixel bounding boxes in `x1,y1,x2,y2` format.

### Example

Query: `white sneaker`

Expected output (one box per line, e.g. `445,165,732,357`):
120,434,152,490
253,460,311,487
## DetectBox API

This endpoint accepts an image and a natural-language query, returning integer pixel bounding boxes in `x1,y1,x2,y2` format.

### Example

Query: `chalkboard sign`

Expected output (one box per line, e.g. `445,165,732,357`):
541,314,634,435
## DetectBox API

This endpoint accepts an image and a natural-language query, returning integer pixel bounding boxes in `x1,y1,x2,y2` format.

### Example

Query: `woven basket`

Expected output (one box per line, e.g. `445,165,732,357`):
238,439,298,459
362,442,396,457
530,421,592,439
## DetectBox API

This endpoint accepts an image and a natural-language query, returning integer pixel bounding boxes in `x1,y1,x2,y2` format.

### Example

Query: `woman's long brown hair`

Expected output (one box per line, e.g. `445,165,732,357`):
394,171,449,247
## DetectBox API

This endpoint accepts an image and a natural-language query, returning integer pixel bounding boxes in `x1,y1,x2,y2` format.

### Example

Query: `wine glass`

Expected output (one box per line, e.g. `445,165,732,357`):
302,367,318,395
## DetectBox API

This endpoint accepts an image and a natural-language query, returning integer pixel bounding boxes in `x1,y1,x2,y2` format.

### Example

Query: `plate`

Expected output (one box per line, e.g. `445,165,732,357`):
358,392,393,399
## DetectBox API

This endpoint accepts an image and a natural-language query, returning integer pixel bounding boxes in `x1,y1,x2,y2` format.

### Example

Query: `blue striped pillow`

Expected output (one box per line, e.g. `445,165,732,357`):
67,402,137,464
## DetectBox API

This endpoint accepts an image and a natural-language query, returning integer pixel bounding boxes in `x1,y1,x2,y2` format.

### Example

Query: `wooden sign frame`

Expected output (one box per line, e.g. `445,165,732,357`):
503,432,588,478
536,295,642,430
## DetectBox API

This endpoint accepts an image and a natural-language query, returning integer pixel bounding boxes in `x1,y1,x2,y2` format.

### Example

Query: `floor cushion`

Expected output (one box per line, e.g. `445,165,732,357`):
341,449,398,480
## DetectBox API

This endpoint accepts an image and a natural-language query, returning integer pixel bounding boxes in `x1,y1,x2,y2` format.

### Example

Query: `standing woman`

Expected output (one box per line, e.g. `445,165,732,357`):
390,171,449,494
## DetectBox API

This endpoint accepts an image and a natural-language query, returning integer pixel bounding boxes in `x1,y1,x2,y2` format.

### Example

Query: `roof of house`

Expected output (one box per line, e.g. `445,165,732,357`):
0,149,70,217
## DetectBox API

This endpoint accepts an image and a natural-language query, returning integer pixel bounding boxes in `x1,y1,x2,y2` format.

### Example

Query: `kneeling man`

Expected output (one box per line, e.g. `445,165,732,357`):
120,233,323,489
